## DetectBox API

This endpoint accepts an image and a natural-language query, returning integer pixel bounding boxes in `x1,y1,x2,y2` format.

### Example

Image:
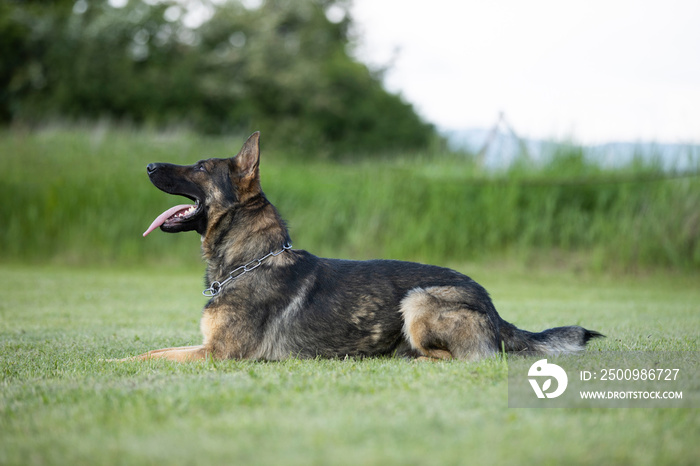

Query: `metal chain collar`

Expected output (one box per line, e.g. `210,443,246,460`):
202,242,292,298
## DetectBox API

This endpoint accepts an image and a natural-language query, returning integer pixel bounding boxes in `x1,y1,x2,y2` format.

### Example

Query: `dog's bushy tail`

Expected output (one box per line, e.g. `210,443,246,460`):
500,321,604,355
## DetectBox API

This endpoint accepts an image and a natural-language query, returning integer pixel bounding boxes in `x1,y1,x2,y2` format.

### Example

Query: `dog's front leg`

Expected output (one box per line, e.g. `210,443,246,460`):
116,345,210,362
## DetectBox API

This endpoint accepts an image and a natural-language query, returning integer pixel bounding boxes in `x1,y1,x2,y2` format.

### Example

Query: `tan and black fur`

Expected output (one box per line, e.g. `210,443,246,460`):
122,132,603,362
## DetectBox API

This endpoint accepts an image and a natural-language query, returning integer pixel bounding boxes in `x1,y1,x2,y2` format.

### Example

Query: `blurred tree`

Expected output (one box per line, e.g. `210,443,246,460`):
1,0,435,155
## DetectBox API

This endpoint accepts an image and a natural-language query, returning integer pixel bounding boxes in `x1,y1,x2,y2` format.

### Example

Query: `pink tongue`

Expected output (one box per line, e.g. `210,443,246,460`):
143,204,194,237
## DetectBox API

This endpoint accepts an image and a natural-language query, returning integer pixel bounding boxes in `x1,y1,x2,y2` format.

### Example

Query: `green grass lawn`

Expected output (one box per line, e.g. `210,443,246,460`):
1,263,698,465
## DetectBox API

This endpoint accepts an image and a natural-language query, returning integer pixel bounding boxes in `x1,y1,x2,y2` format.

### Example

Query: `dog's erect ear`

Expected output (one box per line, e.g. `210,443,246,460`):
233,131,261,178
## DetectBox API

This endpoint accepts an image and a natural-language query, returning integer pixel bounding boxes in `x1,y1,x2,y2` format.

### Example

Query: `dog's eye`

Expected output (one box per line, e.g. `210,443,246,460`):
196,164,207,172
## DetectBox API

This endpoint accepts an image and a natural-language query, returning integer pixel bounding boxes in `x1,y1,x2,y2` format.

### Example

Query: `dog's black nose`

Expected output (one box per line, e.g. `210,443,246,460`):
147,163,158,174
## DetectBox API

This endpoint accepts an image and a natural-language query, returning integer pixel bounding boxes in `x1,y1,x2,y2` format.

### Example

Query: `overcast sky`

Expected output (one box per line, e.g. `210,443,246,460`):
351,0,700,144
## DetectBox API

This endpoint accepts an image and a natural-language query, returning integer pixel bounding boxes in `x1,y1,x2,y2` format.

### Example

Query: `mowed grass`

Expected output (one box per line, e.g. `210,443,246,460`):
1,264,698,465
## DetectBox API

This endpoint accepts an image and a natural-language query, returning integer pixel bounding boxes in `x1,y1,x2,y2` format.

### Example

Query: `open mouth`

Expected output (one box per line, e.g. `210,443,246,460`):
143,198,202,237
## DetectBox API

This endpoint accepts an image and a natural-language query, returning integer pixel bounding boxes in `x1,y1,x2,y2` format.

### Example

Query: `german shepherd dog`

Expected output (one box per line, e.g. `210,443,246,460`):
124,132,602,362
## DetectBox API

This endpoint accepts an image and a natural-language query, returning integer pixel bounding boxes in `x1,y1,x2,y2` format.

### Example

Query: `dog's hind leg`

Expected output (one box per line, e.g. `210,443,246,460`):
116,345,210,362
400,287,499,361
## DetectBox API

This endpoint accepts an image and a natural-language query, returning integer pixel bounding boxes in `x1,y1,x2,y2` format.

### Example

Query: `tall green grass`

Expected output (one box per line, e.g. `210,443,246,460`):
2,126,699,269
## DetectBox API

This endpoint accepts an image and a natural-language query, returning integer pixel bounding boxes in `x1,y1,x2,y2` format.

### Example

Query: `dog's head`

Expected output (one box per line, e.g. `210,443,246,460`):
143,132,263,237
